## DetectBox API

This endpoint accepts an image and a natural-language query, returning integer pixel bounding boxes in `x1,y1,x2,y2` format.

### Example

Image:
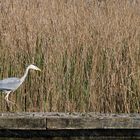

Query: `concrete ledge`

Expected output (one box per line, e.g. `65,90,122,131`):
0,112,140,129
0,112,139,137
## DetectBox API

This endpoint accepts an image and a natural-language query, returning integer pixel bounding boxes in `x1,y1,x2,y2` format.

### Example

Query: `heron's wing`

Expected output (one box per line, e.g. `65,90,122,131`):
0,77,21,91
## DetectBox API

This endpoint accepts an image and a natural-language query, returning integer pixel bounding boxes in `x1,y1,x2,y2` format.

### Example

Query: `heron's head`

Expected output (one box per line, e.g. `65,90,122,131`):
28,64,41,71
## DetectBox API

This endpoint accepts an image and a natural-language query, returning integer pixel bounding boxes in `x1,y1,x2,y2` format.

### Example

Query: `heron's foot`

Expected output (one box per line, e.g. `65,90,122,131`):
6,100,15,105
5,97,15,105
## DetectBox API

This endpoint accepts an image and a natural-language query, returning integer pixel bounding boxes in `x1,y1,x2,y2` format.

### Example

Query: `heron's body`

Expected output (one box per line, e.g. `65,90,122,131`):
0,64,41,104
0,77,21,91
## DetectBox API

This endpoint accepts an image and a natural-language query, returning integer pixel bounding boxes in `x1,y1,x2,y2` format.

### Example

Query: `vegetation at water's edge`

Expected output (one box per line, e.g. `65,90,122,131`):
0,0,140,112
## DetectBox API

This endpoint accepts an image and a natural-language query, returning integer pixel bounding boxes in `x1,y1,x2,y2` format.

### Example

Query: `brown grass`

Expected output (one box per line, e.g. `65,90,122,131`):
0,0,140,112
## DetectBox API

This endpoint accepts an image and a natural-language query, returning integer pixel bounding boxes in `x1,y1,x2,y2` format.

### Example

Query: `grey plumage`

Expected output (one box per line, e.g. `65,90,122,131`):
0,64,41,104
0,78,21,91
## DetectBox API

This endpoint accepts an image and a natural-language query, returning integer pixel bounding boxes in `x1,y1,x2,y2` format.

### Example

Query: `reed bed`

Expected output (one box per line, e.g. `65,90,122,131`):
0,0,140,112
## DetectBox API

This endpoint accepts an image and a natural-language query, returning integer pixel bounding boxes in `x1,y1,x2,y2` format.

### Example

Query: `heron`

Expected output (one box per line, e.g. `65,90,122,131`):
0,64,41,104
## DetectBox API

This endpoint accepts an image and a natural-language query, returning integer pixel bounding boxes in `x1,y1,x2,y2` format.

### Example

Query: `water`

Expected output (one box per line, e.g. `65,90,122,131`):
0,137,140,140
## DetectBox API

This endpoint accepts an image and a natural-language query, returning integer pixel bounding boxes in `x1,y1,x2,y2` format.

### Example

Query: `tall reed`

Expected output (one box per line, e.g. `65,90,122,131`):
0,0,140,112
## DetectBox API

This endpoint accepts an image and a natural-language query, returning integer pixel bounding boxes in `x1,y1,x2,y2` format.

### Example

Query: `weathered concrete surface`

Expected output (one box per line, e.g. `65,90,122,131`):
0,112,46,129
46,113,140,129
0,112,140,137
0,112,140,130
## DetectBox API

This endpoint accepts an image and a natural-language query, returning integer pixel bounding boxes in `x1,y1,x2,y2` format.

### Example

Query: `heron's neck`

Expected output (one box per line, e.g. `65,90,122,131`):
20,67,30,82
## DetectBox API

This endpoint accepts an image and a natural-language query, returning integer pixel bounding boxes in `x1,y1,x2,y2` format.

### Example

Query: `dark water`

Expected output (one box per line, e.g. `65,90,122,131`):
0,137,140,140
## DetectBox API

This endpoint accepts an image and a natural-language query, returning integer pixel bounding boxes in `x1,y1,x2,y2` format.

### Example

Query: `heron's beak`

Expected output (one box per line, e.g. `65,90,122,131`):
36,67,41,71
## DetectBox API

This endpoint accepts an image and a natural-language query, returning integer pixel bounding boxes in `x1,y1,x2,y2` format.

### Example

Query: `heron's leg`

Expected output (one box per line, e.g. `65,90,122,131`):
5,91,15,105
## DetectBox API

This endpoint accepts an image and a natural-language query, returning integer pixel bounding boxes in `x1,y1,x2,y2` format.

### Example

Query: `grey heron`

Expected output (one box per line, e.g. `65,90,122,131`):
0,64,41,104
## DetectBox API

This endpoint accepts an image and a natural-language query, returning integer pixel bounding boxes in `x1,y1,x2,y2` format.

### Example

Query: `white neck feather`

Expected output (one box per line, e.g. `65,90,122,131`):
20,66,30,83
